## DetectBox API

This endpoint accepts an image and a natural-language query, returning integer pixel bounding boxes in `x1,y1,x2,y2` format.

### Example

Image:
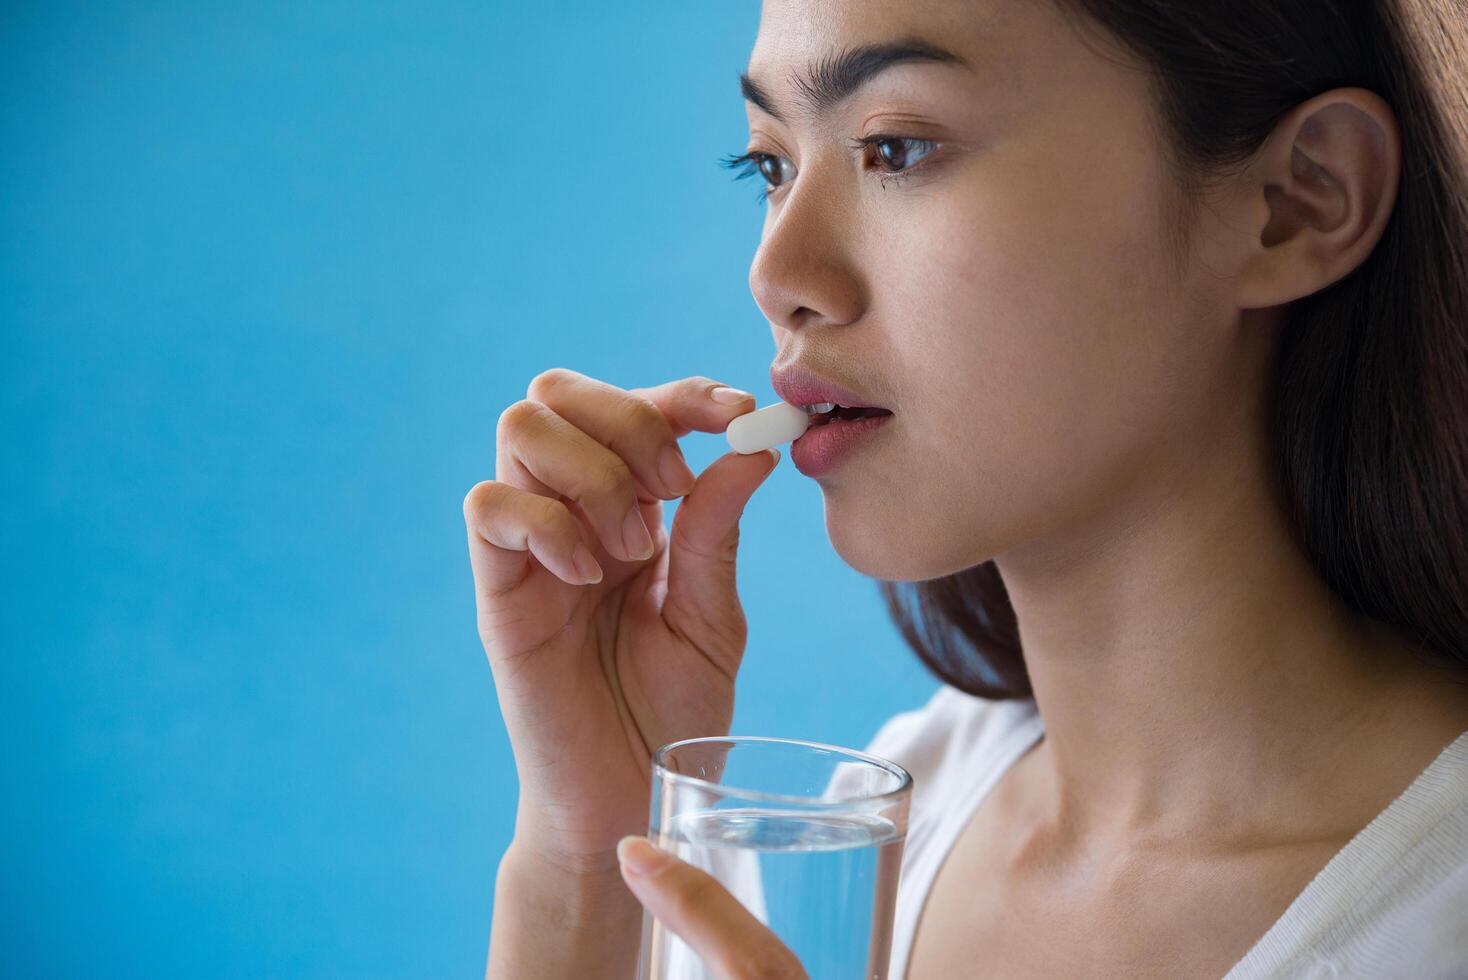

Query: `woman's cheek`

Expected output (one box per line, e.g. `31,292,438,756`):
896,248,1151,550
853,158,1183,566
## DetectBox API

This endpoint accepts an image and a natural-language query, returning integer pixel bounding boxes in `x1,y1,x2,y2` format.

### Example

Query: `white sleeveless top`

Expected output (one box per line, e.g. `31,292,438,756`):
863,684,1468,980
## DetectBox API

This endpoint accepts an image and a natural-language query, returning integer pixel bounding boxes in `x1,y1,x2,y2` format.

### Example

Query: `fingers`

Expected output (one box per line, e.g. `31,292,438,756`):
468,370,761,597
463,480,602,602
660,447,779,677
496,398,659,565
526,368,755,498
624,375,757,440
617,835,809,980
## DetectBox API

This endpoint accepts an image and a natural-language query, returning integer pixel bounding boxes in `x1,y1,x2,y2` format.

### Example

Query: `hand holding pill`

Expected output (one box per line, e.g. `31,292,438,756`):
462,370,781,884
726,400,811,454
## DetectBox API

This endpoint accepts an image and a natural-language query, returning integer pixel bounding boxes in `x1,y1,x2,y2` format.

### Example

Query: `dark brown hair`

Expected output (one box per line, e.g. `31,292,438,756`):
877,0,1468,699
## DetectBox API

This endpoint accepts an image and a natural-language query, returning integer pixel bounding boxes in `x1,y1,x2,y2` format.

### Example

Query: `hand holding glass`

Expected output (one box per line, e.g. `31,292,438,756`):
636,735,913,979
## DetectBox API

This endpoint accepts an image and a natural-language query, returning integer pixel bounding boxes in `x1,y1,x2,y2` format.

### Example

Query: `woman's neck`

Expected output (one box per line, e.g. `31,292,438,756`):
993,416,1468,851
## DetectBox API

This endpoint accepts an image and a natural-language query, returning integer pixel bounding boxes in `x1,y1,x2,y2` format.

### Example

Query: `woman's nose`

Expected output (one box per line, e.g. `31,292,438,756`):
747,171,867,333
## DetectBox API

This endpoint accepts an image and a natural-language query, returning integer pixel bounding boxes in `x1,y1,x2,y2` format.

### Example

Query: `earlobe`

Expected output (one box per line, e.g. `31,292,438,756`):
1231,87,1401,311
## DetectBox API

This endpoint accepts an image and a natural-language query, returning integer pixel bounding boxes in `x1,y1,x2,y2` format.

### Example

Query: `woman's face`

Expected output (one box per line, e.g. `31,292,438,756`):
746,0,1257,581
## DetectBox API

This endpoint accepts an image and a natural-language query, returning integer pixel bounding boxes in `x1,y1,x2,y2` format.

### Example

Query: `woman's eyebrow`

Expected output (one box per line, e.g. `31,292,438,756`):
739,36,973,125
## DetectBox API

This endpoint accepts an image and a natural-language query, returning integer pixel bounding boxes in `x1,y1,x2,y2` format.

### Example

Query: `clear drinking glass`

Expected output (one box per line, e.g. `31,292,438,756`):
635,735,914,980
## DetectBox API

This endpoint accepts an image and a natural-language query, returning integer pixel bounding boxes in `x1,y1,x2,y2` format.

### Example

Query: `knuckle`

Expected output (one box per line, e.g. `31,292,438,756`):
497,398,541,435
769,959,807,980
734,956,799,980
462,480,499,521
665,873,719,922
588,458,633,500
526,366,578,401
540,495,575,530
670,521,740,565
613,393,665,441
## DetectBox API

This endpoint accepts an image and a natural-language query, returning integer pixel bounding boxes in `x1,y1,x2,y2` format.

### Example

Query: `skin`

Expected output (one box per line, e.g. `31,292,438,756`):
613,0,1468,975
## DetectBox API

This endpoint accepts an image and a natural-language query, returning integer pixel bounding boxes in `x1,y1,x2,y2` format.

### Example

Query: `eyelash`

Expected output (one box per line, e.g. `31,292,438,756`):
717,134,940,203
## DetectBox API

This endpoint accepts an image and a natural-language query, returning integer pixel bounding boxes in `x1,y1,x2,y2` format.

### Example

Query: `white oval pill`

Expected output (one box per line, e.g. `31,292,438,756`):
726,401,811,454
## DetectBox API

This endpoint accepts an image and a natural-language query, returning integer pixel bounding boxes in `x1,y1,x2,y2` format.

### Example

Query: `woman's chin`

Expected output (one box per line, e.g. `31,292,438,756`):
824,514,977,582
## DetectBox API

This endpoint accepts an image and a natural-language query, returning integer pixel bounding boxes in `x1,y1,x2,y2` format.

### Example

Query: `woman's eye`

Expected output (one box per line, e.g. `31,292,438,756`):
718,150,797,203
862,136,938,174
719,135,938,203
755,154,797,189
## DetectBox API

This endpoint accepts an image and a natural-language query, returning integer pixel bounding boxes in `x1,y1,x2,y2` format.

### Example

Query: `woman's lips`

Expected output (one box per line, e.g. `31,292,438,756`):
770,362,891,413
790,412,894,476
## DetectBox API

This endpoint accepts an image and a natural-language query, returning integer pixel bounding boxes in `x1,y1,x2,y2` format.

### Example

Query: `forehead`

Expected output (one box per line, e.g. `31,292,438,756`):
744,0,1135,117
748,0,1000,78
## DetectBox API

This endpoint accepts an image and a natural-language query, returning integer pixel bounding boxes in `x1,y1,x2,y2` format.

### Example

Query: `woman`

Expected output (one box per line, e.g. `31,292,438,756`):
464,0,1468,976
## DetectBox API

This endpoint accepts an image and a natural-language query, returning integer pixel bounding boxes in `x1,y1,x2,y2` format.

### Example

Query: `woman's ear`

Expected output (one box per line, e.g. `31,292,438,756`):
1228,87,1402,311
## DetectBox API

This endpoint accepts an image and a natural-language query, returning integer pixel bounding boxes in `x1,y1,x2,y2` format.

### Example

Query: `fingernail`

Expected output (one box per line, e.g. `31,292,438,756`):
658,445,696,496
767,448,781,467
710,385,752,404
622,506,654,561
571,542,602,583
617,835,671,875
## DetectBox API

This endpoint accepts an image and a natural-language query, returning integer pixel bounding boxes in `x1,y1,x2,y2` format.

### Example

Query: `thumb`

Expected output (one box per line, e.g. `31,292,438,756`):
661,447,780,663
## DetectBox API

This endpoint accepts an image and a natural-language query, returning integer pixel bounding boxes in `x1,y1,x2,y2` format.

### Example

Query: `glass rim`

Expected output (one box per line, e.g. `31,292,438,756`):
651,734,913,808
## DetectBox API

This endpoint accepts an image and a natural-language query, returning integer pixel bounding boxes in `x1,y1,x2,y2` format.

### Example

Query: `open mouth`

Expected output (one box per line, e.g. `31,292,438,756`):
806,404,894,427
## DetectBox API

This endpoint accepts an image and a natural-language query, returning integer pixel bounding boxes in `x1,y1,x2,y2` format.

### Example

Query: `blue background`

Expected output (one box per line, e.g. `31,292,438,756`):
2,3,939,976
